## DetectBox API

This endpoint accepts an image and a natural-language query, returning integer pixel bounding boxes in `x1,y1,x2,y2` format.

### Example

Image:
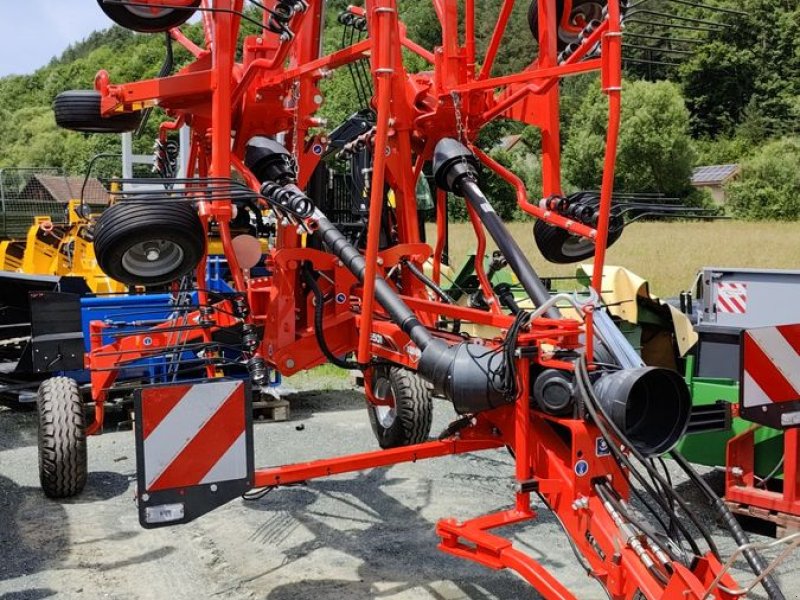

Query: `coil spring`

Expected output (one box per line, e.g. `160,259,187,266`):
543,195,596,225
557,18,602,64
241,323,261,353
152,139,179,179
338,11,368,32
557,0,629,64
337,128,376,158
232,295,251,319
543,194,570,213
198,305,215,327
260,182,315,220
267,0,308,41
247,356,269,386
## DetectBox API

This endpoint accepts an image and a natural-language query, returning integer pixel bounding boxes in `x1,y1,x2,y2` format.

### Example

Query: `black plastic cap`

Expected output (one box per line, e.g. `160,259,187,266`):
245,137,295,184
593,367,691,456
418,339,510,414
432,138,479,195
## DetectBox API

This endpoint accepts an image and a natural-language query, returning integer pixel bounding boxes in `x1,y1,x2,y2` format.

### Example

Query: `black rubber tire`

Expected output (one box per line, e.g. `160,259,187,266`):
533,217,623,264
53,90,143,134
528,0,605,50
367,366,433,449
97,0,200,33
37,377,87,498
93,201,206,287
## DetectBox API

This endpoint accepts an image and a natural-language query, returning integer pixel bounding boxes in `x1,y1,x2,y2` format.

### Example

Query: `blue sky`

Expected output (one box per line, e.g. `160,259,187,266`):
0,3,112,77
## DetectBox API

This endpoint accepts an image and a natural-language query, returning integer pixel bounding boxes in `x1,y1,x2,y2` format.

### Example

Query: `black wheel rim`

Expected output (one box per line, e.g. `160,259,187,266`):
560,234,596,259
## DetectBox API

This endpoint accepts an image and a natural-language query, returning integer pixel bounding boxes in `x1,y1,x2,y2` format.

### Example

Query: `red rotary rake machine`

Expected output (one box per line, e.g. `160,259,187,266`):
42,1,796,598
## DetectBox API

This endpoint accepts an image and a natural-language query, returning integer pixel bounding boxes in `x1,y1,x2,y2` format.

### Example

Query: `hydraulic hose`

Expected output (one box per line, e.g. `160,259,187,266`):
313,209,434,351
574,355,705,558
135,32,174,138
459,179,559,319
402,259,454,304
670,450,786,600
402,259,461,334
301,266,360,370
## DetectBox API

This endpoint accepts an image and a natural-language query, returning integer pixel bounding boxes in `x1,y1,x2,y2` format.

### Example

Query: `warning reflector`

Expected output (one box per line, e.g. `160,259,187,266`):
740,324,800,429
717,281,748,314
134,380,253,528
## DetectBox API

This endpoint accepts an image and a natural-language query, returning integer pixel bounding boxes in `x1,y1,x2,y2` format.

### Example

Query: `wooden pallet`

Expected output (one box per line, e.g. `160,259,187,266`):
726,501,800,538
252,396,290,422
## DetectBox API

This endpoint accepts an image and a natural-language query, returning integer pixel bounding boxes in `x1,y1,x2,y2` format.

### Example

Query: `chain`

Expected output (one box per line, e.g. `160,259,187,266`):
290,80,301,172
450,90,473,174
450,89,488,303
63,239,75,271
450,90,466,144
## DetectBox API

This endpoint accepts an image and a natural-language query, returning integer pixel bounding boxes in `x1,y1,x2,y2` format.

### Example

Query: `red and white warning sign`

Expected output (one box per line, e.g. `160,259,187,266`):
135,380,253,527
741,324,800,428
141,379,248,490
716,281,748,314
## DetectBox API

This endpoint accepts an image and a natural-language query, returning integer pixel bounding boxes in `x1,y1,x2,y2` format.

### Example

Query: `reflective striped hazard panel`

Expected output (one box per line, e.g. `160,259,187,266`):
717,281,748,314
134,380,254,528
740,324,800,429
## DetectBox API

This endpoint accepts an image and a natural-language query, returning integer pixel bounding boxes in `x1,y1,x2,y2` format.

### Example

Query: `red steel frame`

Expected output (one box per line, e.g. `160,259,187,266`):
82,1,745,597
726,426,800,524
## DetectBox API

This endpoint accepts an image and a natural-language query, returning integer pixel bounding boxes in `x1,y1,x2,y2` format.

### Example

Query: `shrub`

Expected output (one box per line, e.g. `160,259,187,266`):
726,137,800,220
562,79,696,198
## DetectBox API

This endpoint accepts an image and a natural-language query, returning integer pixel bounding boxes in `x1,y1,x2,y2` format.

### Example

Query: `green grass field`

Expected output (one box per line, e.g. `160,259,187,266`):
427,221,800,298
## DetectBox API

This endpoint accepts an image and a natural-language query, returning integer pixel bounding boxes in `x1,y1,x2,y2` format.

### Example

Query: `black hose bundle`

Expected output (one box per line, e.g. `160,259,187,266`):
669,450,786,600
575,355,713,558
576,354,786,599
301,265,359,371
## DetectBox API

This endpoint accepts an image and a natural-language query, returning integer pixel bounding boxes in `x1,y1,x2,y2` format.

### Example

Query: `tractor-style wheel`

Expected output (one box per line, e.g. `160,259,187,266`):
93,201,205,287
37,377,87,498
54,90,143,134
528,0,606,50
533,217,623,264
366,366,433,449
97,0,200,33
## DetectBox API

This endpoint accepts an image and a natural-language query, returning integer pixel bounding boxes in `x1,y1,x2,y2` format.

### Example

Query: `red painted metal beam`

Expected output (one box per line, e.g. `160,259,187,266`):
253,438,505,487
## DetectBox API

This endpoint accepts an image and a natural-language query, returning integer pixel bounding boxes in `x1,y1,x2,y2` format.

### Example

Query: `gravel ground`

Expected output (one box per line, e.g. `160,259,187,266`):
0,381,798,600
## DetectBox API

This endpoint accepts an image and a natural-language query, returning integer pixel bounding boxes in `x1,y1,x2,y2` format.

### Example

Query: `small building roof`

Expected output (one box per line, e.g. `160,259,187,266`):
27,175,108,205
497,134,523,152
691,164,740,186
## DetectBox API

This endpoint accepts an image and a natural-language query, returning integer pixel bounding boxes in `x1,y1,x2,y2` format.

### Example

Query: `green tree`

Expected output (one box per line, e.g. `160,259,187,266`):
562,79,696,198
678,42,756,138
676,0,800,139
726,137,800,220
692,135,750,165
0,20,203,175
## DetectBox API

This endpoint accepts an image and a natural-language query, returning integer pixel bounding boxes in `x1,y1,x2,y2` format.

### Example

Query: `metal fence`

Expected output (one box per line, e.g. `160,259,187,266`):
0,168,110,239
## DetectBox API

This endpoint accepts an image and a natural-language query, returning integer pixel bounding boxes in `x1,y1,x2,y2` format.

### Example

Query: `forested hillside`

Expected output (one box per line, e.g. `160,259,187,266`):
0,0,797,218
